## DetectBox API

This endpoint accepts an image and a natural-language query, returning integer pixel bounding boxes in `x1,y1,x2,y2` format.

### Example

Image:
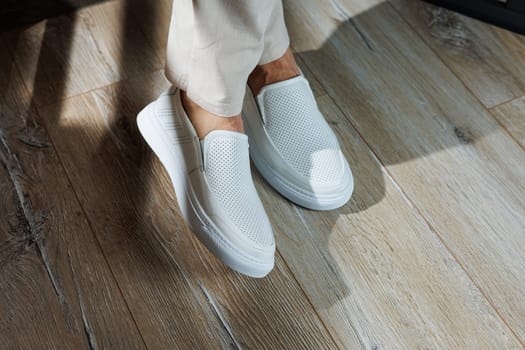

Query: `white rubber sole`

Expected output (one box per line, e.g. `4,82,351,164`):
137,101,274,277
247,125,353,211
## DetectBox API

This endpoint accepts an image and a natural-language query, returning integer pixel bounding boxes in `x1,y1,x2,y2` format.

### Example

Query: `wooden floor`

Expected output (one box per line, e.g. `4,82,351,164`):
1,0,525,348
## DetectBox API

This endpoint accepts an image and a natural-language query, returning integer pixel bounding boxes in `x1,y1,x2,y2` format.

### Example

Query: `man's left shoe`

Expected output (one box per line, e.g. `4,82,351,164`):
242,74,354,211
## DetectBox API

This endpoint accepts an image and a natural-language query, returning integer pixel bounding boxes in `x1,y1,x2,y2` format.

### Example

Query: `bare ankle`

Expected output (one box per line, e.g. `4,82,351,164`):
180,91,244,139
248,48,300,96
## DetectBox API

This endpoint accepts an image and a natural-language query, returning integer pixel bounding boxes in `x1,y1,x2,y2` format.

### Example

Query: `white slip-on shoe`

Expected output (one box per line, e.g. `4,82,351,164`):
242,74,354,211
137,88,275,278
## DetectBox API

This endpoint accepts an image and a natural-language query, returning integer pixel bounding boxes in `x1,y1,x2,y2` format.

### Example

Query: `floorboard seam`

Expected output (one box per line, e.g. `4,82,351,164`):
285,55,367,350
32,68,166,111
67,249,99,350
388,0,525,155
198,283,242,350
0,127,65,302
294,21,525,343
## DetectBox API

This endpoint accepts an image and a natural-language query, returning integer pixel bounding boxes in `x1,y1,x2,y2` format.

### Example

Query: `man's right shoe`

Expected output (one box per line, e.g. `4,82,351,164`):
137,88,275,278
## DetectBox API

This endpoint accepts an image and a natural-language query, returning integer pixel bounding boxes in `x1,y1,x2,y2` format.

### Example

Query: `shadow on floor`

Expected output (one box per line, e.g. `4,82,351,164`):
0,0,496,341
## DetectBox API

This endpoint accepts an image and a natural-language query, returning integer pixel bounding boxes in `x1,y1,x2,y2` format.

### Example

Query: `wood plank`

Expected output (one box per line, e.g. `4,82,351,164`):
37,74,237,349
491,96,525,150
3,0,162,108
0,131,86,349
391,0,525,108
38,70,341,349
5,5,291,346
0,32,145,349
128,0,172,69
284,0,525,345
253,55,522,348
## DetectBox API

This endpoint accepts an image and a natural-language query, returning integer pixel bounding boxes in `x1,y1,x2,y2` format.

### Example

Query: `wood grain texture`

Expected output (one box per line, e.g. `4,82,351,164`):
3,0,525,348
38,70,339,350
491,96,525,150
0,129,86,349
37,73,236,350
3,0,162,108
284,0,525,345
254,57,522,349
391,0,525,108
129,0,172,69
0,33,145,350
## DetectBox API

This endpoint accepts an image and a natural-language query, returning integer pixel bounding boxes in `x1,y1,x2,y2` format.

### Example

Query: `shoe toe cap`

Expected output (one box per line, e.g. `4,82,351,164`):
307,150,354,205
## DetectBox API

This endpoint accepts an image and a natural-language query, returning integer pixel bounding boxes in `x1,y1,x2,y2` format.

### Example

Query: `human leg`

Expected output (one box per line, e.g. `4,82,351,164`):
138,1,291,277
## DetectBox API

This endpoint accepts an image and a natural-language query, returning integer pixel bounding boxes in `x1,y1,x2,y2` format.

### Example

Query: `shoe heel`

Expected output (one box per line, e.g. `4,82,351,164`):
137,102,194,221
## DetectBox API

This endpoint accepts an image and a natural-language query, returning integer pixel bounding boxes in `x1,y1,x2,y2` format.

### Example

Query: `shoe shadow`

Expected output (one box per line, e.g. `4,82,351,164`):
1,0,230,344
245,0,497,310
1,0,351,346
1,0,501,345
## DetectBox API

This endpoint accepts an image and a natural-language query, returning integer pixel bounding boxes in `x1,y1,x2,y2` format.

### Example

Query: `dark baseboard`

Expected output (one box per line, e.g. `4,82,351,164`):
424,0,525,35
0,0,107,31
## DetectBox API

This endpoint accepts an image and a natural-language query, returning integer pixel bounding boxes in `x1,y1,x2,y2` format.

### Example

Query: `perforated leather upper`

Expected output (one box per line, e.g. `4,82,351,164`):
203,131,274,248
258,76,345,184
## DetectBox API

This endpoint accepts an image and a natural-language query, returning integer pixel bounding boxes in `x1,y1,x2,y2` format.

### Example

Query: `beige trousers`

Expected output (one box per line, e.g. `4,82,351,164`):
165,1,290,117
